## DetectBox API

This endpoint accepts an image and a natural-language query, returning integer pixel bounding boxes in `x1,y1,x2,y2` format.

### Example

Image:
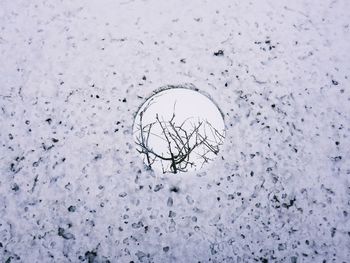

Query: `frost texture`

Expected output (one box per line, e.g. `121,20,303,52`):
0,0,350,262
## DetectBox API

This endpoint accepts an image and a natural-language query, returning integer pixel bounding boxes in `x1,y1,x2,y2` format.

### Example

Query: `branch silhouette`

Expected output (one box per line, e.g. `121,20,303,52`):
135,103,225,173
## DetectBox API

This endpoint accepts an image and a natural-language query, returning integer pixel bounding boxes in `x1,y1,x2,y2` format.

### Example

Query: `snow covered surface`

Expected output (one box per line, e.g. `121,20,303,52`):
0,0,349,262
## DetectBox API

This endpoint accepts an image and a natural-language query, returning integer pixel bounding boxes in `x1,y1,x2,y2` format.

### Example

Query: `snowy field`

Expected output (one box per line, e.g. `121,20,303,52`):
0,0,349,262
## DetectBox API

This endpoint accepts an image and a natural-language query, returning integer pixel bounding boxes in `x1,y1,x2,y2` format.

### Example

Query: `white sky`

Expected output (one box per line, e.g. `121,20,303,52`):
133,88,226,172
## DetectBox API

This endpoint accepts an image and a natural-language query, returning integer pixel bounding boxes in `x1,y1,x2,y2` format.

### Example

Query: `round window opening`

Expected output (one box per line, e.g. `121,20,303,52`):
133,86,226,174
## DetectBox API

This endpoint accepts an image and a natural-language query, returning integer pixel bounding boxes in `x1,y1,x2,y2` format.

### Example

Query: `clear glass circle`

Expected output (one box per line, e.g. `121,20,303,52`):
133,86,225,174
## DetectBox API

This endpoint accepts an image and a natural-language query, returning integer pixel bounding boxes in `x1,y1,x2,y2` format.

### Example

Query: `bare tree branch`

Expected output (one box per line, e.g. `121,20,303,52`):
134,103,225,173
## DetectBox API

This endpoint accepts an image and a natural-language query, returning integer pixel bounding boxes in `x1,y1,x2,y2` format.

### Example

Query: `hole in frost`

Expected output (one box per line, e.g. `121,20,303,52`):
133,86,225,174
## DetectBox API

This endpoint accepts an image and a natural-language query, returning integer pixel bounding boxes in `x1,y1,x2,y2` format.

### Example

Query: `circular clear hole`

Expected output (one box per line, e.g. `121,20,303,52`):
133,87,225,174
